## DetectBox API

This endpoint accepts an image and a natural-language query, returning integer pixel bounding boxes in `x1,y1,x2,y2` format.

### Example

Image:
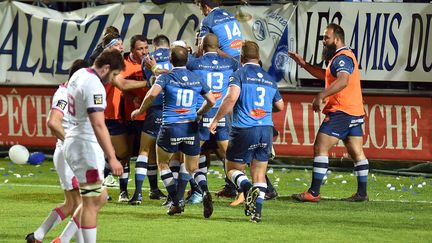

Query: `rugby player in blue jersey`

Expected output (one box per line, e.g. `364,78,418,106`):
209,41,284,222
196,0,243,60
188,33,239,201
132,46,216,218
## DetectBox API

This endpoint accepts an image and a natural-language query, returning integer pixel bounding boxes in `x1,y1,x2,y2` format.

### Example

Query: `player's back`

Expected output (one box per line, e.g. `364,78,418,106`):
201,8,242,58
66,68,106,142
156,68,208,125
230,64,280,128
188,52,238,108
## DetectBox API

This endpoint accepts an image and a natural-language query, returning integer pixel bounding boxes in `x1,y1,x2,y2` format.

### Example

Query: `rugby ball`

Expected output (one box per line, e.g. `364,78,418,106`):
8,144,30,165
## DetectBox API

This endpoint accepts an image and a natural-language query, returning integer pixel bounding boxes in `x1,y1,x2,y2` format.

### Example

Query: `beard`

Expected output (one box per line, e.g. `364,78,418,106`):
322,43,337,61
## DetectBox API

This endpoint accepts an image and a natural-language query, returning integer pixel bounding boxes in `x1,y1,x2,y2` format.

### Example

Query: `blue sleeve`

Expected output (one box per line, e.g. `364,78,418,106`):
232,59,240,71
199,18,212,38
155,75,166,89
331,54,354,77
200,78,210,95
273,89,282,103
229,72,241,87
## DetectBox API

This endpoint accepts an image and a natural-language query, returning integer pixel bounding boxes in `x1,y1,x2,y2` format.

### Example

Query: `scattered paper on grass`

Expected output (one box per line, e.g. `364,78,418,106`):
387,183,392,188
334,175,343,179
4,179,8,184
267,168,274,174
341,180,347,184
13,173,21,178
0,167,4,170
417,184,423,188
275,178,280,182
390,186,396,191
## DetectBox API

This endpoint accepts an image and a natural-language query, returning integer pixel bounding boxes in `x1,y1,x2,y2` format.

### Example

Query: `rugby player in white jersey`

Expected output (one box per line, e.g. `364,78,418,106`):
60,49,124,242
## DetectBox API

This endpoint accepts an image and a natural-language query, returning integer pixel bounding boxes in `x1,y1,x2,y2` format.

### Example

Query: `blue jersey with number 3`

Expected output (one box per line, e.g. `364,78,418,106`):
187,52,239,108
229,63,282,128
199,8,243,58
155,67,210,125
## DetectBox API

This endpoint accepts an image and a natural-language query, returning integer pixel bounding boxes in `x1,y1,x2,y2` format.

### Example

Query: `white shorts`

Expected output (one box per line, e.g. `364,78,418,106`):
54,143,79,190
63,138,105,184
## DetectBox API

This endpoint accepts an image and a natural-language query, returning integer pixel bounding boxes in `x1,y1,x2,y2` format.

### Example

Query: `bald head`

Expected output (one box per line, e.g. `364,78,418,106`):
170,46,189,67
202,33,219,52
241,41,260,64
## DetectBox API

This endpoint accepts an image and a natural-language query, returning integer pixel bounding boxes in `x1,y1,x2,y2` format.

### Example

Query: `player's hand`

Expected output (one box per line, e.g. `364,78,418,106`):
195,114,203,123
131,109,141,120
288,51,306,68
109,158,123,176
208,119,217,135
145,56,157,71
312,93,326,112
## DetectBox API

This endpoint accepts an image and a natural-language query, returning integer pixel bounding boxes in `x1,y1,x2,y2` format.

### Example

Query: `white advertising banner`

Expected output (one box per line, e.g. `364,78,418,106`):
297,2,432,82
0,1,297,86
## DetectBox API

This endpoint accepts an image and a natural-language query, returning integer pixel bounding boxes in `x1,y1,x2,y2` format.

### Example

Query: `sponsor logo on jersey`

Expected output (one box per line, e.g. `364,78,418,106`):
93,94,103,105
250,108,266,118
174,108,191,114
230,39,242,49
56,100,67,110
213,92,222,100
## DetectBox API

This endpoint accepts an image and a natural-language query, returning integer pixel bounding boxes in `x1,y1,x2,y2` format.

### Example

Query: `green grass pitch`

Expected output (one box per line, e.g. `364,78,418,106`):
1,158,431,242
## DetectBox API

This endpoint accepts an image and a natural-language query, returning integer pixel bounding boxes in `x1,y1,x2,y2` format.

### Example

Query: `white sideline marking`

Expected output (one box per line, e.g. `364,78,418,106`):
2,183,432,204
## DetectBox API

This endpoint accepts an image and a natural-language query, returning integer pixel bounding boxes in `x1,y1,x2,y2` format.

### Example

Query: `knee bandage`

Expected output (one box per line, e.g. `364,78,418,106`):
80,184,105,197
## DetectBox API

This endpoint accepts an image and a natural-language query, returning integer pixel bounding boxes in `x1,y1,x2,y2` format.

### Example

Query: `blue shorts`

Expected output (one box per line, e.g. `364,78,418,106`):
157,122,200,156
126,120,143,135
226,126,273,164
105,119,127,136
142,106,163,138
319,111,364,140
199,108,230,141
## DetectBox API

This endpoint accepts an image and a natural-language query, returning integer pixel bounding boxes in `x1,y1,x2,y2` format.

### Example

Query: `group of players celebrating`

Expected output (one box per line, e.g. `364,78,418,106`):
26,1,285,242
26,0,370,242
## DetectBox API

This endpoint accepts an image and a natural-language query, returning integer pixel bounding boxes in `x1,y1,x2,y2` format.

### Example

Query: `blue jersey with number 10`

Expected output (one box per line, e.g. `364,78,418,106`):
187,52,239,108
143,48,172,107
155,67,210,125
199,8,243,58
229,63,282,128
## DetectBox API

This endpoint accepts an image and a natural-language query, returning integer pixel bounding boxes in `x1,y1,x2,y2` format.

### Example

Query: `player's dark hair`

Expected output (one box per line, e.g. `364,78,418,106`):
68,59,90,79
153,34,170,48
103,33,122,48
130,35,148,51
195,0,220,8
94,49,125,71
104,26,119,37
327,23,345,43
170,46,188,67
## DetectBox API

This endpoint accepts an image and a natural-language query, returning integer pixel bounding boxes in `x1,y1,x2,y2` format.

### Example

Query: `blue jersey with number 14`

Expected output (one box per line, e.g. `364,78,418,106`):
199,8,243,58
187,52,239,108
229,63,282,128
155,67,210,125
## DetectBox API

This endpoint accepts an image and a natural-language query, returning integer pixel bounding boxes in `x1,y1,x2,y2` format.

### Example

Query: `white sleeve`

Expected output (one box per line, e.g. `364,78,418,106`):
84,79,106,113
51,87,68,114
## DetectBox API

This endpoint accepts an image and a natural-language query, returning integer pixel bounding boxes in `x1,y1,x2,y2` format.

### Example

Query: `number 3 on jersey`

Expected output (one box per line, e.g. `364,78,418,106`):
224,22,241,40
254,87,265,107
176,89,194,107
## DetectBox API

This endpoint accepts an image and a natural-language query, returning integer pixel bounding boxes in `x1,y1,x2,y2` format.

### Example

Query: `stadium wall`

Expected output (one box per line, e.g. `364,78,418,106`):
0,86,431,161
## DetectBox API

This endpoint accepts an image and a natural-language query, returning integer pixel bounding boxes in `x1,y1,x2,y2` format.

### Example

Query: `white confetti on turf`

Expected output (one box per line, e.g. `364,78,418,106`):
0,167,4,170
267,168,274,174
275,178,280,182
14,173,21,178
422,182,426,186
417,184,423,188
341,180,347,184
334,175,343,179
390,186,396,191
4,179,8,183
387,183,392,188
